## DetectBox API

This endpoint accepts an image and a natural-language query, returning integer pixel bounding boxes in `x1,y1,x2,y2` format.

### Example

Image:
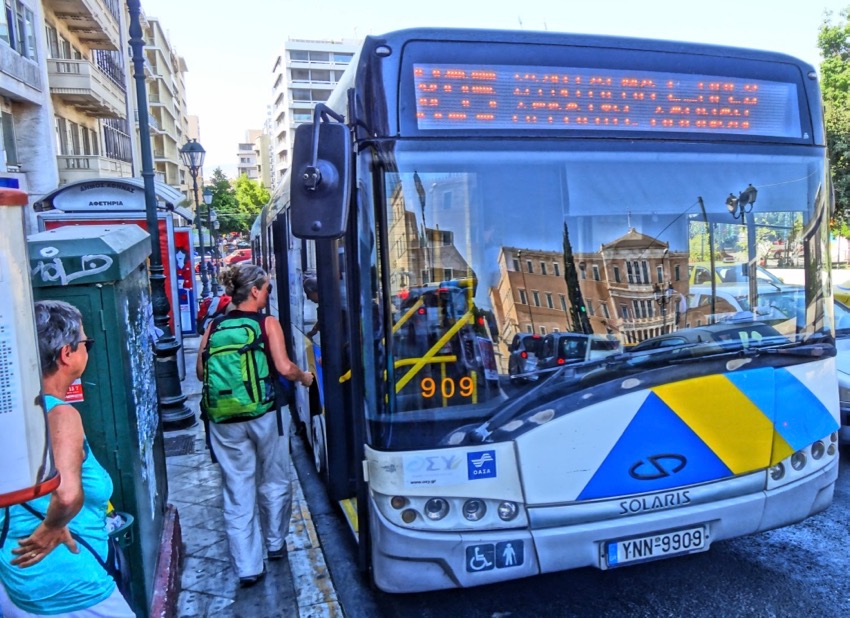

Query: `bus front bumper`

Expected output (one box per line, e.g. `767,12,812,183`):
369,458,837,593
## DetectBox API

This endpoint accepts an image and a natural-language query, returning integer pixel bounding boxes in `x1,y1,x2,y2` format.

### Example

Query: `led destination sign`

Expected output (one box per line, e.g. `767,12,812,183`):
413,63,802,138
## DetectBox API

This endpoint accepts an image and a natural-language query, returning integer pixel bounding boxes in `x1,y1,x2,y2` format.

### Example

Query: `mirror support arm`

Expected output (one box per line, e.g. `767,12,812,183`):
305,104,346,191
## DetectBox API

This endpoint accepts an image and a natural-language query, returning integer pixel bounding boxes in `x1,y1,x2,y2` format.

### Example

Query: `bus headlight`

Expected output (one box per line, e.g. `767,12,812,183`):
424,498,449,520
790,451,807,471
498,501,519,521
769,462,785,481
462,499,487,521
811,441,825,460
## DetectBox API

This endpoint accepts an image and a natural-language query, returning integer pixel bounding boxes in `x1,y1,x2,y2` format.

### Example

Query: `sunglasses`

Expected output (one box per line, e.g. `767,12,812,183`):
78,338,95,352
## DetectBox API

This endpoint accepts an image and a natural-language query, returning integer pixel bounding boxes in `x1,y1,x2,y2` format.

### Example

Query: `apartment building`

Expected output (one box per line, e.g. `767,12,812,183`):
1,0,58,230
2,2,194,231
141,15,190,198
41,0,135,194
236,128,262,180
269,38,357,186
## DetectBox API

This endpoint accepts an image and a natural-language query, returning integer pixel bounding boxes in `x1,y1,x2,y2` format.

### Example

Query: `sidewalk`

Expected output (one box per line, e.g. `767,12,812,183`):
164,335,342,617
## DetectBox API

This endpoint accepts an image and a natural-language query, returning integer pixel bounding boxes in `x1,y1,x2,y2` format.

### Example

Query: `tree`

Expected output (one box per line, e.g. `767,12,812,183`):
203,168,266,238
818,10,850,230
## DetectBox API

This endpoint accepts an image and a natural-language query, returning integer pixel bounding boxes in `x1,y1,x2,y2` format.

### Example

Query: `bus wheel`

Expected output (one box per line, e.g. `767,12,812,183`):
311,414,327,474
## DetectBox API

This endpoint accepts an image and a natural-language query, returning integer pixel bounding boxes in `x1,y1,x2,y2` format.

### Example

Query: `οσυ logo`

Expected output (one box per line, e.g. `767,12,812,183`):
629,454,687,480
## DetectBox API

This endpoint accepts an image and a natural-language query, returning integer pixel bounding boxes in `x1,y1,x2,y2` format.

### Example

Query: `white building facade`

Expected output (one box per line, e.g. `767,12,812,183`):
270,38,357,187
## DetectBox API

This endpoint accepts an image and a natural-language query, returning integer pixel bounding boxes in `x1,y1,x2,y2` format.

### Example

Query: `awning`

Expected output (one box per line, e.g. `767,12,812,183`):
34,178,192,222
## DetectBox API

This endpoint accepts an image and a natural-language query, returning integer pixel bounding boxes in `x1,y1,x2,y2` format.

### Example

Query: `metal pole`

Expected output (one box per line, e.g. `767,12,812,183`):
745,210,758,315
190,168,209,298
127,0,193,428
206,205,218,296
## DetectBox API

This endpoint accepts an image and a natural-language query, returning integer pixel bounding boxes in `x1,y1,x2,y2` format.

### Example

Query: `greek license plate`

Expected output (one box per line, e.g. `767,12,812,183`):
604,525,708,568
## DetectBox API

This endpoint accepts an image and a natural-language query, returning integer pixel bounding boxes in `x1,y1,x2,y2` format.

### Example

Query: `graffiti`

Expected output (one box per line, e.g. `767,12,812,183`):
31,253,113,286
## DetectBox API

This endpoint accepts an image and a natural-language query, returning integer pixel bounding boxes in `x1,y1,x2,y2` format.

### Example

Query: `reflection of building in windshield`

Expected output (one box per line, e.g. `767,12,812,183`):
386,180,473,292
490,228,690,368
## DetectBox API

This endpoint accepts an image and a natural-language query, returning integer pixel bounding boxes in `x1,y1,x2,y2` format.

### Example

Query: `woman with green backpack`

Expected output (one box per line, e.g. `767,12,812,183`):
197,263,313,587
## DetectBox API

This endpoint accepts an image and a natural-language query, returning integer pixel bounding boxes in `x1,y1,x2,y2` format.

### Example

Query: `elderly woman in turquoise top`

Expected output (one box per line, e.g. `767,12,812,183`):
0,300,134,617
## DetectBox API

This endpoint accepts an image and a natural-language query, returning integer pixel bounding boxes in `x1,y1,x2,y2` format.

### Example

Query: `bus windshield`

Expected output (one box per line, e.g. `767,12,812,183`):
376,141,829,450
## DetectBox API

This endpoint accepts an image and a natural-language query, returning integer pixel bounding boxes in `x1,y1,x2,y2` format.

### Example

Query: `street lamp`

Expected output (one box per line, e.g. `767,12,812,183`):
203,188,219,296
726,183,759,312
653,282,674,334
180,139,209,299
127,0,192,427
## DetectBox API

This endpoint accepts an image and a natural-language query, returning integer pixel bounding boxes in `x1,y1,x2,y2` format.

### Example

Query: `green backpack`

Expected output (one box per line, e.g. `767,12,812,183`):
202,314,275,423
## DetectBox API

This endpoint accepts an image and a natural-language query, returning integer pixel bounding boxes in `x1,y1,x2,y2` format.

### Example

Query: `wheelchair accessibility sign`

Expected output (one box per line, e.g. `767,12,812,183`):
465,541,524,572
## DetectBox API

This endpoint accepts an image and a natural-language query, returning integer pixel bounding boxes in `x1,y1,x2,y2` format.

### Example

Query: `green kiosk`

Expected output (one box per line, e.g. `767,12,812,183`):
28,224,168,617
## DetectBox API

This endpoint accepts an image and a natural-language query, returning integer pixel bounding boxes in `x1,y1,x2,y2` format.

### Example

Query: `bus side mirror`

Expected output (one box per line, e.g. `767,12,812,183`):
291,111,351,239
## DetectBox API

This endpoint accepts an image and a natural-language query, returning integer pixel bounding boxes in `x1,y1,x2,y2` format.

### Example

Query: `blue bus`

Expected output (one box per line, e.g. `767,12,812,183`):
253,28,840,592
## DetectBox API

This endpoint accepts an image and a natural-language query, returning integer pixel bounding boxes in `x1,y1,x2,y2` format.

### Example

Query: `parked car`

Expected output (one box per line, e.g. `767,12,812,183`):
686,283,804,333
537,332,622,373
223,248,252,265
507,333,544,382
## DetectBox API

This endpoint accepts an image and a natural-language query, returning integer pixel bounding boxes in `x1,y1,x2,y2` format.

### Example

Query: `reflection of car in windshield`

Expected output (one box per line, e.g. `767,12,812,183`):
630,322,786,354
537,333,622,373
687,283,804,332
508,333,543,383
689,263,787,287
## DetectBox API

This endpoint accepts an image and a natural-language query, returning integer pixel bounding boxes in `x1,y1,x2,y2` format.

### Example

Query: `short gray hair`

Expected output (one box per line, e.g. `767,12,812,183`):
34,300,83,376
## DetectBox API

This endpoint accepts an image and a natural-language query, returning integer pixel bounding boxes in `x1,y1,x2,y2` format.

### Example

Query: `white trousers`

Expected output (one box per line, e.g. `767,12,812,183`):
208,411,292,578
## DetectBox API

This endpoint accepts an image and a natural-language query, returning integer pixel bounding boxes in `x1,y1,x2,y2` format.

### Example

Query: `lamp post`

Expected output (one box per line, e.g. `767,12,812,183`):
180,139,209,299
203,188,219,296
653,282,674,334
127,0,192,428
726,183,758,312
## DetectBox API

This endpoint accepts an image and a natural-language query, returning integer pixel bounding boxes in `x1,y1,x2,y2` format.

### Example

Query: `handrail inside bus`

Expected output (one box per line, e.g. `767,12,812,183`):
395,311,474,392
337,355,458,384
392,297,425,334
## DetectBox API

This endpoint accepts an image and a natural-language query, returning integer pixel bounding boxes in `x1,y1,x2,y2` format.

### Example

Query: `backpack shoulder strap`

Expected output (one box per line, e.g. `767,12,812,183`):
17,502,108,570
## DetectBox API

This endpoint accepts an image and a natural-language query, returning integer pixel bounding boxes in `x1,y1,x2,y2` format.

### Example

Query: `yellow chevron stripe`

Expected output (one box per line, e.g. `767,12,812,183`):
653,375,780,474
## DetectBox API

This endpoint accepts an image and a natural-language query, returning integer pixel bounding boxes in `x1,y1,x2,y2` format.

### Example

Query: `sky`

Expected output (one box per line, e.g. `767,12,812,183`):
137,0,850,177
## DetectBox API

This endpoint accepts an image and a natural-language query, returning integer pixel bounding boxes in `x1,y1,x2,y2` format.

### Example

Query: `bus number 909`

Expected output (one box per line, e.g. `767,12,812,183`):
421,377,475,399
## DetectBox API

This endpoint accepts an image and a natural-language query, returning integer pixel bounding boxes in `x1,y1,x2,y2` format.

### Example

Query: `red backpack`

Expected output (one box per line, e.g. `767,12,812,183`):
196,295,232,335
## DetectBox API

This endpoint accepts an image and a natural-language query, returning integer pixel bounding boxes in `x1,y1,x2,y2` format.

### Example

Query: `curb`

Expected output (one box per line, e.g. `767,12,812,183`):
149,504,183,618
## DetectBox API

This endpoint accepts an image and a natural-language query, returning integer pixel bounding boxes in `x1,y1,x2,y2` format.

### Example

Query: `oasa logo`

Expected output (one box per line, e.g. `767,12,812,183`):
467,450,497,480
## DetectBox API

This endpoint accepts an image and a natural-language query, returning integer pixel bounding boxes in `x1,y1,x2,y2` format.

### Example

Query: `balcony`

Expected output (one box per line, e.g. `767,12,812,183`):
48,59,126,118
57,155,132,185
44,0,121,51
134,109,161,133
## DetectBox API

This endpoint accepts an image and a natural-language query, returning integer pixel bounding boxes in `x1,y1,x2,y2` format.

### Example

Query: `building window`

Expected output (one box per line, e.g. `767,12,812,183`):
311,69,331,82
553,327,560,333
540,262,547,276
55,117,68,155
291,89,311,101
291,68,310,81
526,260,533,274
333,52,353,63
601,304,610,319
44,24,59,58
512,258,520,272
309,51,330,63
675,264,681,281
1,111,18,167
0,2,10,47
553,262,560,277
626,261,634,284
540,326,547,335
289,50,308,61
532,291,540,307
620,304,629,319
587,303,595,316
103,118,132,163
592,264,600,281
641,261,650,284
657,265,664,283
545,293,553,309
518,288,527,304
559,294,567,311
526,325,533,333
613,266,621,283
